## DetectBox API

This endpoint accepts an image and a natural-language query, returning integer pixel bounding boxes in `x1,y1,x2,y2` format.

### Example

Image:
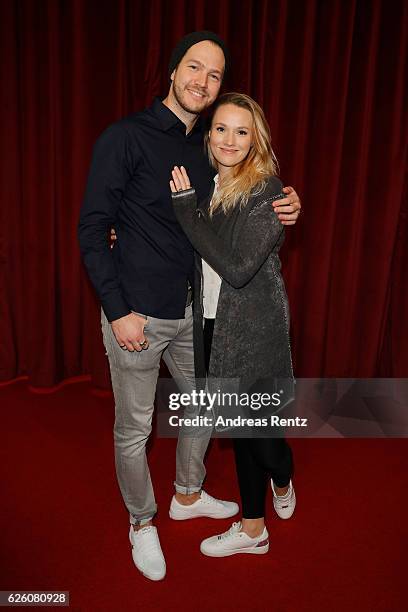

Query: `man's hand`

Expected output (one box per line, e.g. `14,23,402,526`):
110,228,117,248
273,186,302,225
111,313,149,352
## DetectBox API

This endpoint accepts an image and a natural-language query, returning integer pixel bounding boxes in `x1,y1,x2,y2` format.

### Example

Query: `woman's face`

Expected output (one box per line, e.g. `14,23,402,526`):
209,103,253,172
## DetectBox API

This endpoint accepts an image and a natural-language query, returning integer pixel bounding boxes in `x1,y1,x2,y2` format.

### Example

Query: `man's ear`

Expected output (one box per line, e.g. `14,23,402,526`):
170,69,176,82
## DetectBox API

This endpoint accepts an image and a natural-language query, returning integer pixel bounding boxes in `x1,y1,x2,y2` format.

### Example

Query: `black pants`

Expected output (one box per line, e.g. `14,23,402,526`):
204,318,293,519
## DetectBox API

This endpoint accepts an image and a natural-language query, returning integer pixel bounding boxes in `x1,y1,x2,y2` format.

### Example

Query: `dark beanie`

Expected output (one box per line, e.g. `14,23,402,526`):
168,31,230,78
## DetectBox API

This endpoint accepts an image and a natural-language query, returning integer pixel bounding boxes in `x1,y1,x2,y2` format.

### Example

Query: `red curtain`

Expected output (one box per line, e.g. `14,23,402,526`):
1,0,407,387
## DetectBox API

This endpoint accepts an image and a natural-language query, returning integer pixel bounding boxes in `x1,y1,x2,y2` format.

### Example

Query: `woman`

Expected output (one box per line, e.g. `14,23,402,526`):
170,92,296,557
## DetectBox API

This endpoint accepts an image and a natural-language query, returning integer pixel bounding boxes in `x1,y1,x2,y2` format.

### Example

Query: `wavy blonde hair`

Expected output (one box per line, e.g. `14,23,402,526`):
205,92,278,215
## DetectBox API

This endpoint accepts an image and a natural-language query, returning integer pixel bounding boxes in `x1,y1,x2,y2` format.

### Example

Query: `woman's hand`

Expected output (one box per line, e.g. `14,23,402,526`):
272,186,302,225
170,166,192,193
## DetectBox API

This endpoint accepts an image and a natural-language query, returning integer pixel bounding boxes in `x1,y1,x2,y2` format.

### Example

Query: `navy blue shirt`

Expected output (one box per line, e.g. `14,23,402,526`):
78,98,214,321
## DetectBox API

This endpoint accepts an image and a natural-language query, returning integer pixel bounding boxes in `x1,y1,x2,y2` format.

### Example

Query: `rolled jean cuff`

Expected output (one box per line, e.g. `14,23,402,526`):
174,481,202,495
129,513,155,526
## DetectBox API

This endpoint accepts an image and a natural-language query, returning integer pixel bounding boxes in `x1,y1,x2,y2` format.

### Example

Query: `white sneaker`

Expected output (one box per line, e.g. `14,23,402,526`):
128,525,166,581
271,479,296,519
200,522,269,557
169,490,239,520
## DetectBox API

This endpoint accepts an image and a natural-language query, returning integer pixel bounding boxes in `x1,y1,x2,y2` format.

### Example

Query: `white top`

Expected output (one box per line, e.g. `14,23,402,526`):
202,175,222,319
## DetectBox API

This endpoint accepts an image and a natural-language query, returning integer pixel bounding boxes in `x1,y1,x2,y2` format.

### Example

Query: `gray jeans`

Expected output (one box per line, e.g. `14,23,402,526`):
101,305,212,525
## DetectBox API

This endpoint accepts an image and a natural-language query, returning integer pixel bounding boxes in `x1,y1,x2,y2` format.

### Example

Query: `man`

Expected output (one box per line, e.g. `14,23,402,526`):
78,31,301,581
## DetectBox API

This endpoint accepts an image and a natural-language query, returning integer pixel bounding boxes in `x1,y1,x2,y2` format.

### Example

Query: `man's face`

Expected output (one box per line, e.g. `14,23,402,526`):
170,41,225,115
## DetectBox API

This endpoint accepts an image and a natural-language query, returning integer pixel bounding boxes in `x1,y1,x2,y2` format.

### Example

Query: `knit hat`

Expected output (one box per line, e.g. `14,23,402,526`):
168,30,230,78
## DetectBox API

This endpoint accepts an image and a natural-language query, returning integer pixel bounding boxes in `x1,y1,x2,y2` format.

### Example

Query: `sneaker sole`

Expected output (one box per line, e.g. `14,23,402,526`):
169,508,239,520
200,544,269,557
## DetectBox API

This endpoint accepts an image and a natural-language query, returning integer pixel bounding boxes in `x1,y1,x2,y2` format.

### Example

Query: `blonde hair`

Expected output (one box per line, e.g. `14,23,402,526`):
205,92,278,215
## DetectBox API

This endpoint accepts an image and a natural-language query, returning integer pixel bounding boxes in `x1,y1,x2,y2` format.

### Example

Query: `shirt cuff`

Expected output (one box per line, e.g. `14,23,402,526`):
101,294,131,323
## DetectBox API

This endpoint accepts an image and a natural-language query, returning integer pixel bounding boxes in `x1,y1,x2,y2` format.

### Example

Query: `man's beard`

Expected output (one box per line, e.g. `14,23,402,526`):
173,81,208,115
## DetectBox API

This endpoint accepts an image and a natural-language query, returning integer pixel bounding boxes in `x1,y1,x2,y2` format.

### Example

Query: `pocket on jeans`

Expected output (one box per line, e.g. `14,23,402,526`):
131,311,150,330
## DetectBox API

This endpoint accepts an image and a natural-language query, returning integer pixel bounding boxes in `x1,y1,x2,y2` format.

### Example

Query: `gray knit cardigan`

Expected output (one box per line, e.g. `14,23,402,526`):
172,175,294,399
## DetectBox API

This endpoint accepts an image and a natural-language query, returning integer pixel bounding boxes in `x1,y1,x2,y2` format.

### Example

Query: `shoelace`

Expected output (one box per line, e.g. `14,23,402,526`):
274,487,293,508
218,522,242,541
134,527,161,556
201,490,222,506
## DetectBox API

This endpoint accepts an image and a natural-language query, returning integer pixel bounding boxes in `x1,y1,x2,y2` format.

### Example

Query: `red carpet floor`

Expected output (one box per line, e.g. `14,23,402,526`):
0,379,406,611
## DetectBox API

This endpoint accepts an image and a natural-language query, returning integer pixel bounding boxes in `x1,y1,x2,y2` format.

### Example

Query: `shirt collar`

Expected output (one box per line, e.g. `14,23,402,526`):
207,174,219,204
151,97,204,136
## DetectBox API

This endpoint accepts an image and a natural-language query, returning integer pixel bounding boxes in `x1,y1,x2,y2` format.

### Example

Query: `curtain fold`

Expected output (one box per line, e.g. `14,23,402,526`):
1,0,407,386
